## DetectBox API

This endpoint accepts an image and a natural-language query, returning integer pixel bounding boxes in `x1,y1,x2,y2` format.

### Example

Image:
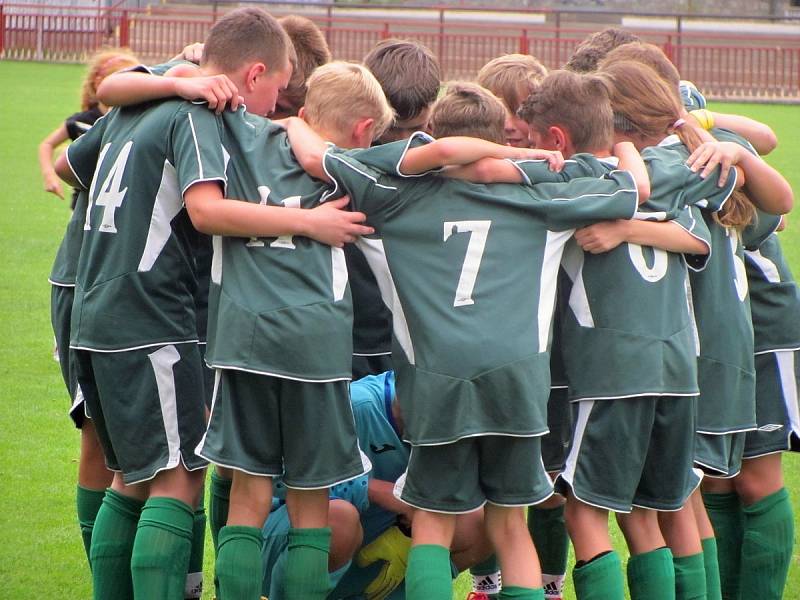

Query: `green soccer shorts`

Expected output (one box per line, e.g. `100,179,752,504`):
51,284,86,427
744,350,800,458
557,395,702,512
74,342,208,484
395,435,553,514
197,369,370,489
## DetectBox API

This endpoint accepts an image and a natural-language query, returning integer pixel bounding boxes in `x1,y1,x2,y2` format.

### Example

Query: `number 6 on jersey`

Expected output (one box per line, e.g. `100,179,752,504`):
443,220,491,307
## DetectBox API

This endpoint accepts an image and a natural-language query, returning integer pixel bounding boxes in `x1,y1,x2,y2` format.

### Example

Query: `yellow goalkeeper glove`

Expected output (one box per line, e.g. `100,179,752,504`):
356,526,412,600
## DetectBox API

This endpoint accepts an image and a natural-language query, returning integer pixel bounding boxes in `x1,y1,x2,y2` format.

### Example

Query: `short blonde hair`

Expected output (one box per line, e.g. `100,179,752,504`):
303,61,395,141
476,54,547,115
429,81,507,144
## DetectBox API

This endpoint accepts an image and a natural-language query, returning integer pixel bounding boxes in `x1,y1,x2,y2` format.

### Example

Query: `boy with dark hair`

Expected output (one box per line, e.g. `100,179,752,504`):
282,76,645,600
349,38,443,381
363,38,441,144
272,15,332,119
54,8,370,599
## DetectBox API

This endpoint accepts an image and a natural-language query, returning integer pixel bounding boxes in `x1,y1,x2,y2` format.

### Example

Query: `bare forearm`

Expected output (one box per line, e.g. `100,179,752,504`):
738,152,793,215
186,193,312,238
627,220,708,254
98,72,180,107
400,137,528,175
712,112,777,155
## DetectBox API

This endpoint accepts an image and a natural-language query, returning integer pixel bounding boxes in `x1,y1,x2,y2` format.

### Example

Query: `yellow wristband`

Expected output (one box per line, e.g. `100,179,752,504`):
690,109,715,131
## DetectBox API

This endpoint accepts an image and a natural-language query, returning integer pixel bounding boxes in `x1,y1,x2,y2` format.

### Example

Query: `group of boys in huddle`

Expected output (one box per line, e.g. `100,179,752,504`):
49,7,797,600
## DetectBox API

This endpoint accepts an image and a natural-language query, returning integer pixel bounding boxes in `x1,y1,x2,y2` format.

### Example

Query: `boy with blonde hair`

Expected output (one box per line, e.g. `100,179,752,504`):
191,60,392,600
476,54,548,148
282,78,644,600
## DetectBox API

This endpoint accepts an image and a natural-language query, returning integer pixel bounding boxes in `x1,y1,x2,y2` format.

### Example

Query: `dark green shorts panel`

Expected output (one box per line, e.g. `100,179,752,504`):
74,343,208,484
557,396,700,512
51,285,85,427
695,431,746,478
744,351,800,458
542,387,571,472
198,370,368,488
397,436,553,513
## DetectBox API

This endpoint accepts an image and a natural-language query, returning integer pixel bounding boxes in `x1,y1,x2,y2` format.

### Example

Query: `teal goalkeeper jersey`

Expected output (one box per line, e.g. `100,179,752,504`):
65,99,226,351
549,147,733,400
744,229,800,354
203,109,352,381
322,134,639,445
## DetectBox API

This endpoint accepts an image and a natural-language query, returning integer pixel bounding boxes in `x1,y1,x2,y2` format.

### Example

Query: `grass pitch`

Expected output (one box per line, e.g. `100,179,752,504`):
0,60,797,599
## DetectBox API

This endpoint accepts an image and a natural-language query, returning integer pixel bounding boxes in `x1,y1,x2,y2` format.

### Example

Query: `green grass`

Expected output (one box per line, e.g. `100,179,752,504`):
0,60,797,599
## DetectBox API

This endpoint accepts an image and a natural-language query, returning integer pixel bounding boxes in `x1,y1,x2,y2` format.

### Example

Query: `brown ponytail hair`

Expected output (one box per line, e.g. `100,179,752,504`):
597,61,754,229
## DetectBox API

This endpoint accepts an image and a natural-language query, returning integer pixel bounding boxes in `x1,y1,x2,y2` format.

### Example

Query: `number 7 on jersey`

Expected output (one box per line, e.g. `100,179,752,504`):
443,220,491,307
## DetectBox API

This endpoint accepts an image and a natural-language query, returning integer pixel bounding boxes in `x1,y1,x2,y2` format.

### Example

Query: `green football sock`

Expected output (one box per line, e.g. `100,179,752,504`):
470,554,501,597
673,552,707,600
703,492,743,600
215,525,263,600
499,585,545,599
284,527,332,600
739,488,794,600
627,547,675,600
209,471,231,552
90,488,144,600
77,485,106,567
700,538,722,600
406,544,453,600
130,496,194,599
528,505,568,599
573,551,624,600
184,506,206,599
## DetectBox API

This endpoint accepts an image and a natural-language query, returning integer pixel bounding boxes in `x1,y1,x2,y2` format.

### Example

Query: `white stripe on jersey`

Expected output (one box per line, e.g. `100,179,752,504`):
539,229,574,352
356,236,415,365
138,160,183,272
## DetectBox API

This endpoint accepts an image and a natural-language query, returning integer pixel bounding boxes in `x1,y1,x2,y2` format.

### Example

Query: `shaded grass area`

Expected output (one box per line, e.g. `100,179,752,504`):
0,61,796,599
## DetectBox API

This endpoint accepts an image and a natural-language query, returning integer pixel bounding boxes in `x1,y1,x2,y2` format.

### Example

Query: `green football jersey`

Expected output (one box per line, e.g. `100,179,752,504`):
65,99,226,351
745,230,800,353
548,148,732,401
49,189,90,287
204,110,352,381
323,134,639,445
667,128,780,432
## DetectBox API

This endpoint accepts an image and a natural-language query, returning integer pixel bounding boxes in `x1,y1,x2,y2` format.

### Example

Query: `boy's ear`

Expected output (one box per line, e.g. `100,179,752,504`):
353,118,376,148
548,126,569,153
297,106,308,122
244,62,267,91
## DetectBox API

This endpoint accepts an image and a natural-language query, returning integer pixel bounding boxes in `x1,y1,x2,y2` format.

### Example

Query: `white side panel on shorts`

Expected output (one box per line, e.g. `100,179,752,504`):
777,351,800,437
560,400,595,487
138,160,183,272
148,344,182,468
